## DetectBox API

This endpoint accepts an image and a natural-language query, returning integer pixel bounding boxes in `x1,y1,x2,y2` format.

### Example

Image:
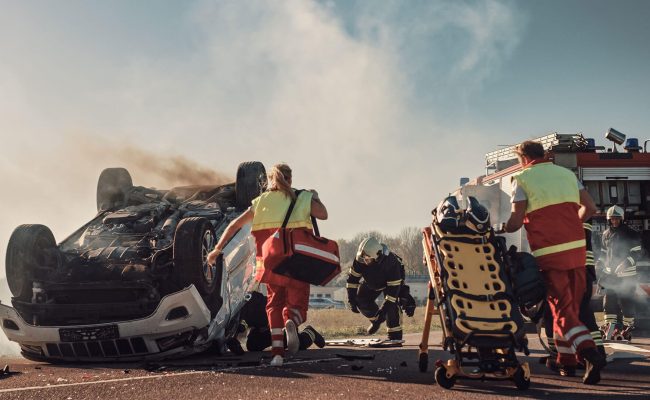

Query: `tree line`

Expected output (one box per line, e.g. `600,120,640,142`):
330,227,427,287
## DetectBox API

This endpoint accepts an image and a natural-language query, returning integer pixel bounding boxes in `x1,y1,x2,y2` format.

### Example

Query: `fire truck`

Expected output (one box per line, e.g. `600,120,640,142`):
456,129,650,325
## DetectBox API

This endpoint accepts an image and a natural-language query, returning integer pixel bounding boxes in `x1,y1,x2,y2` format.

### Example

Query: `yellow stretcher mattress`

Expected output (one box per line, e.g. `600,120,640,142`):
433,224,520,336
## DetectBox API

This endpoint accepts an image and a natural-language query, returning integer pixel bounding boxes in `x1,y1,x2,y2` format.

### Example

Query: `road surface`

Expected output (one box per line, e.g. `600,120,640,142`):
0,331,648,399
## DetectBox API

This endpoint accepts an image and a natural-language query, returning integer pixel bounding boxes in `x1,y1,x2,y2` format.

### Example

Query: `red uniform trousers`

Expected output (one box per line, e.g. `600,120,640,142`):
266,282,310,356
542,267,596,366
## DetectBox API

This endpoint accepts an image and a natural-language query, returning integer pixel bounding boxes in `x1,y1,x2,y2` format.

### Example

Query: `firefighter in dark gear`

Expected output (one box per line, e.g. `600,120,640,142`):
346,237,415,343
598,205,642,340
225,291,325,355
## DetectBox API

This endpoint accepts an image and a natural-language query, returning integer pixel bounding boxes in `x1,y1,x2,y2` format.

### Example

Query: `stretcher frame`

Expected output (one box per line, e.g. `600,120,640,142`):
419,224,531,390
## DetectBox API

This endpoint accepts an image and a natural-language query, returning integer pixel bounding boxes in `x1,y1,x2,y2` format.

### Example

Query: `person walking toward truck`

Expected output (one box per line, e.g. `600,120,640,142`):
504,140,606,384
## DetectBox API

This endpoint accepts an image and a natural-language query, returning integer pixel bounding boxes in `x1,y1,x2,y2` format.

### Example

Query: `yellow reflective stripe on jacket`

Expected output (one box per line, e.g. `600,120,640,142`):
346,283,360,289
385,295,397,303
514,162,579,213
251,190,313,231
349,268,362,278
386,279,402,286
532,239,585,258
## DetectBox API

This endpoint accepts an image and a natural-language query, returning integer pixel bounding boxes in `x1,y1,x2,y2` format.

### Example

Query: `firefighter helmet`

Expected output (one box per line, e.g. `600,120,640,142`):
465,196,490,233
606,205,624,220
356,237,383,265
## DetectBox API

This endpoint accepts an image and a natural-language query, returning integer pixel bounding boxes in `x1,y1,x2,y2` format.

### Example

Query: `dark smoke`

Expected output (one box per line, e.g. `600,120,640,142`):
117,145,233,187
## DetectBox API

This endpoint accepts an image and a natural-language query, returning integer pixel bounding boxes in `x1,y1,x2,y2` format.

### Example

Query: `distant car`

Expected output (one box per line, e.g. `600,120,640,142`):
1,161,267,362
309,298,344,309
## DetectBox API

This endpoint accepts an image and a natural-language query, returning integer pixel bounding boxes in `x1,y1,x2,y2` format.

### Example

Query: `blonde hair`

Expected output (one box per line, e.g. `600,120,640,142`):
267,163,295,200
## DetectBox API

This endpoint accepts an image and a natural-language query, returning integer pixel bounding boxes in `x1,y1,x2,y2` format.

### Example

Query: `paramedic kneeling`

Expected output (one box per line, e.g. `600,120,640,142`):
504,140,606,385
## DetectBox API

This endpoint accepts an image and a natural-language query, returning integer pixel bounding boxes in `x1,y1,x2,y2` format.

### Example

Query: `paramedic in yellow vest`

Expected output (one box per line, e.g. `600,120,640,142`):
504,141,606,385
207,164,328,367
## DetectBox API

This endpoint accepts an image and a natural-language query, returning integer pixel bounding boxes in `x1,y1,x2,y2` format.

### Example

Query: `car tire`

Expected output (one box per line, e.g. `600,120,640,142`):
173,217,218,298
97,168,133,212
235,161,266,210
6,224,59,300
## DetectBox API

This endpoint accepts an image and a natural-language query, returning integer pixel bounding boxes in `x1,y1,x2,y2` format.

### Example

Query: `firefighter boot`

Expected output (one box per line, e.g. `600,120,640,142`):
301,325,325,349
580,347,606,385
367,313,386,335
225,337,245,355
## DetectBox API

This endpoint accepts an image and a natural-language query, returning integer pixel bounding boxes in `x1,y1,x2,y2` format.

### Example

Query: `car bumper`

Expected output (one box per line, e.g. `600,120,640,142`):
0,286,212,362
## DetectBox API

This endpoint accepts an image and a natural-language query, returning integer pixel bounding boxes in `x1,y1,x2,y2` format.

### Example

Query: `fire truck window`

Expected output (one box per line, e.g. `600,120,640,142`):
609,184,618,202
628,181,641,205
618,182,626,205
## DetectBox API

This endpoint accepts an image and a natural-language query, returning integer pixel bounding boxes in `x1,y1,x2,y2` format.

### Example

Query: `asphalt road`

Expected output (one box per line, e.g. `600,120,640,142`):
0,331,649,400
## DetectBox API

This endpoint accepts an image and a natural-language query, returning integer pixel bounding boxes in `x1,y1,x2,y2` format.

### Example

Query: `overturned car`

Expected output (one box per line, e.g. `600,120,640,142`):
1,161,266,362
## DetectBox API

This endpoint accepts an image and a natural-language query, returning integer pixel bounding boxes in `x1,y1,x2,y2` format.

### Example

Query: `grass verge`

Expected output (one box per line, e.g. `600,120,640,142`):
306,306,440,339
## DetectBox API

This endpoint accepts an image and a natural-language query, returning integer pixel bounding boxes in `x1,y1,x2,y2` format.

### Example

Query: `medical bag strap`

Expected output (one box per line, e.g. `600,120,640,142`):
311,217,320,237
280,190,304,253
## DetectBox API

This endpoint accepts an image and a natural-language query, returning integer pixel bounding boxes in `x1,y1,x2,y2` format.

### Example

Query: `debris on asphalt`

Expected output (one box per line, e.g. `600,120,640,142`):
400,361,408,367
335,353,375,361
143,363,169,373
123,369,131,374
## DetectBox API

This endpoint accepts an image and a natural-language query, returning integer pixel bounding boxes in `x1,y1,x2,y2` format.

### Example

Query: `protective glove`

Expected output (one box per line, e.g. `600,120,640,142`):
399,293,417,317
403,304,416,317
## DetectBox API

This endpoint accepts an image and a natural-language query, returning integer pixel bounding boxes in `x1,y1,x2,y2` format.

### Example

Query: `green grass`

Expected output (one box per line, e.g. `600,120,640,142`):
306,306,440,339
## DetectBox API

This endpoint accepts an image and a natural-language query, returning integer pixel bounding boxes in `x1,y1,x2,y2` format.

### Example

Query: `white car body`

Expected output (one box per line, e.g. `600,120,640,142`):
0,226,257,362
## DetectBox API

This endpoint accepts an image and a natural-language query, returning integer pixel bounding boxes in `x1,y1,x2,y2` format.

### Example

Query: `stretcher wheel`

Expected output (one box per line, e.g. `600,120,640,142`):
512,367,530,391
434,366,456,389
418,352,428,373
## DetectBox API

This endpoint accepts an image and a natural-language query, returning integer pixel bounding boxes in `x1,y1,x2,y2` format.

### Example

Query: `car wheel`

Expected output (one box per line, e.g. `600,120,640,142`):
96,168,133,212
235,161,266,210
6,224,60,300
173,217,220,306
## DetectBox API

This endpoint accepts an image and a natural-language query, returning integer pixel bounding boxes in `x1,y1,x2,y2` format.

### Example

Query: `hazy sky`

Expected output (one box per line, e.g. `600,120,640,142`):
1,0,650,280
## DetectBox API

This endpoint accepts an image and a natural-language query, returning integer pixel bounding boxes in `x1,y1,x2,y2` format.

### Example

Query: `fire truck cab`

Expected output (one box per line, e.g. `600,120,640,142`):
456,130,650,325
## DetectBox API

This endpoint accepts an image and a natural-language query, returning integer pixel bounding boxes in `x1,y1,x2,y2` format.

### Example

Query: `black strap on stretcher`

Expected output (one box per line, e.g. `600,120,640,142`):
447,289,514,303
457,315,514,323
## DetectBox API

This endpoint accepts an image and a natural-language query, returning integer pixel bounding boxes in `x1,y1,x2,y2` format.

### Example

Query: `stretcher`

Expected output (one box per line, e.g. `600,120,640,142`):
419,221,531,390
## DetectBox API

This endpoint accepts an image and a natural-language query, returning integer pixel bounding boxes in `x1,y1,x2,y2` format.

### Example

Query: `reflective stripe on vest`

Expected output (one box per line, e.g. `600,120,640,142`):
251,190,313,232
514,161,585,269
531,239,585,257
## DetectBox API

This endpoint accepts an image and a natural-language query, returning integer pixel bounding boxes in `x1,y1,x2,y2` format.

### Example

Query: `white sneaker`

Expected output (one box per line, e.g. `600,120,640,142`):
285,319,300,355
270,355,284,367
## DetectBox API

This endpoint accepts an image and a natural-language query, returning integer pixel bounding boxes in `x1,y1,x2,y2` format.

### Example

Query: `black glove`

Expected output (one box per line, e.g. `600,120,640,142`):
402,303,416,317
348,300,360,313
